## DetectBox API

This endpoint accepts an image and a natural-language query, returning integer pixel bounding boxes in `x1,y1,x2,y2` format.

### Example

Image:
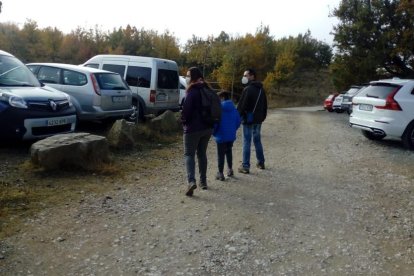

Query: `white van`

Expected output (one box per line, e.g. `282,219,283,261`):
82,55,180,120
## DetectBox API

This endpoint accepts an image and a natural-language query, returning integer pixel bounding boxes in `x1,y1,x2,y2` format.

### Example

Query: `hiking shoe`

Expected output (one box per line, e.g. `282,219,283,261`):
238,166,249,174
215,172,225,181
185,182,197,196
200,182,208,190
227,169,234,177
256,163,265,170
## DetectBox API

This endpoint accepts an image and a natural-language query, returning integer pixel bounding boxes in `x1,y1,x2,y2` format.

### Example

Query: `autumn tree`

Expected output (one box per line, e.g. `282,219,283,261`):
0,23,23,58
331,0,414,89
153,30,180,61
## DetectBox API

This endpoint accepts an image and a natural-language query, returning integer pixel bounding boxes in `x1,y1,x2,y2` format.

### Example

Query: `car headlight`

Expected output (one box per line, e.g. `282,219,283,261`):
0,92,28,109
63,93,73,107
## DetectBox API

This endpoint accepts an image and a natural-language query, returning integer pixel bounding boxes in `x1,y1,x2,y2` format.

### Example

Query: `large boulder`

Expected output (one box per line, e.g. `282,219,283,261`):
106,119,136,149
148,110,181,133
30,132,110,170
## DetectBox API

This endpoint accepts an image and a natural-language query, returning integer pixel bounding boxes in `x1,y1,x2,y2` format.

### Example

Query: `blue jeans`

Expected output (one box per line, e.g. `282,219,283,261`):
184,129,212,184
242,124,265,169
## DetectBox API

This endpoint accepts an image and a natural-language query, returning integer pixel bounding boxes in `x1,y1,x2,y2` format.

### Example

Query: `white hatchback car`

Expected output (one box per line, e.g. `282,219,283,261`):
349,78,414,149
27,63,134,123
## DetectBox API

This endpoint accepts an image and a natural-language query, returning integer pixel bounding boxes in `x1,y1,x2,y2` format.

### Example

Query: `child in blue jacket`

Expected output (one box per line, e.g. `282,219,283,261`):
213,91,241,181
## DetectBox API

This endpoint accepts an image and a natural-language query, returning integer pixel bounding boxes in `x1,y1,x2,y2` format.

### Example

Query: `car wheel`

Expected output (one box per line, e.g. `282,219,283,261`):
402,122,414,150
347,109,351,115
126,101,142,124
361,130,385,141
328,109,334,112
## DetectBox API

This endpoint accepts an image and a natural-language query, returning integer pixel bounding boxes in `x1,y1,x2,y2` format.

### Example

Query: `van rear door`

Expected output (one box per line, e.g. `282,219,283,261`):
154,60,179,109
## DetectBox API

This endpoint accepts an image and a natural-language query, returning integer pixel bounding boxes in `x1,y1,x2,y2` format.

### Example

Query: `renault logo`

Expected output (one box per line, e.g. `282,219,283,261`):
49,100,57,111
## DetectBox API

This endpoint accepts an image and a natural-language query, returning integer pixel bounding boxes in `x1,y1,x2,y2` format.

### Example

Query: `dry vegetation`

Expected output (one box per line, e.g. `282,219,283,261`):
0,125,182,240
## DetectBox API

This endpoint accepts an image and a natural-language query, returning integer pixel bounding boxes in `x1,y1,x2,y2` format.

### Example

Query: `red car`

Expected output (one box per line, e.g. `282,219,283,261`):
323,93,338,112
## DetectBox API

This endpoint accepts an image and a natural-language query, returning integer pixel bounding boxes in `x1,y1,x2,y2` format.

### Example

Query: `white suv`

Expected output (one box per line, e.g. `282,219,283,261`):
349,78,414,149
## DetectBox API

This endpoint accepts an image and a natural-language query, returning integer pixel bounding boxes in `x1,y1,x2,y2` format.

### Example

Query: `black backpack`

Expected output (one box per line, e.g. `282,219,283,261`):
200,87,221,127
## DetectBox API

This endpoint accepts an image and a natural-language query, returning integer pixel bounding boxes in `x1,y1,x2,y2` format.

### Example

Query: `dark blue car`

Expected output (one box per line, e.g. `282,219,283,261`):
0,50,77,140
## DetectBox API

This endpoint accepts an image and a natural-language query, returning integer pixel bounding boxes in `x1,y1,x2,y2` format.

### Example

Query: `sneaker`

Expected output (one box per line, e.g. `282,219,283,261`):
238,166,249,174
200,182,208,190
256,163,265,170
185,182,197,196
227,169,234,177
215,172,225,181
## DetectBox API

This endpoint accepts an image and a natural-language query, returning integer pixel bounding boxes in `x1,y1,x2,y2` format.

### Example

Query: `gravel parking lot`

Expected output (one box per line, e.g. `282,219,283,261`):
1,107,414,275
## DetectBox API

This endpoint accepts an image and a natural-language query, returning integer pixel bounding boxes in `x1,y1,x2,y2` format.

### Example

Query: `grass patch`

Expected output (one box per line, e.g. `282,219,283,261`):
0,128,182,240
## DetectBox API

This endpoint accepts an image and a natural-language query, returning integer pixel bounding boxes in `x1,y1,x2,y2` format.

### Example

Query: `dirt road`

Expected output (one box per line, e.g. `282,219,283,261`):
1,107,414,275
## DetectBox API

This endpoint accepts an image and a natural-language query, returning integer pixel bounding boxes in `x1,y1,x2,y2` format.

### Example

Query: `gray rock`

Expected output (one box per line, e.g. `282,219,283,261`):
148,110,181,133
30,132,109,170
106,119,136,149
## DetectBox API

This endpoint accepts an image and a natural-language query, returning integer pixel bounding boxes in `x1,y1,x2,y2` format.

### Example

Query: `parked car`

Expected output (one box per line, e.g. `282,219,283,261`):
27,63,134,123
341,85,365,114
323,93,338,112
349,78,414,149
179,76,187,108
82,55,180,120
332,93,345,113
0,50,76,140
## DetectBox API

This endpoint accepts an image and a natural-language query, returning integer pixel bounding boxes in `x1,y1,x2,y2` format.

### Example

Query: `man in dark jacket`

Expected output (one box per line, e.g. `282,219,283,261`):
237,68,268,174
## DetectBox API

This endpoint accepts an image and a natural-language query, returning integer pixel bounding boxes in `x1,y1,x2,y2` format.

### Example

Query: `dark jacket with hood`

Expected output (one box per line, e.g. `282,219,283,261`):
237,81,267,124
181,82,212,134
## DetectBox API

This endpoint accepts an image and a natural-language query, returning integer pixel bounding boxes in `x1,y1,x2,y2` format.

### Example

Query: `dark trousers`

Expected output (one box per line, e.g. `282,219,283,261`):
184,129,212,184
216,141,234,173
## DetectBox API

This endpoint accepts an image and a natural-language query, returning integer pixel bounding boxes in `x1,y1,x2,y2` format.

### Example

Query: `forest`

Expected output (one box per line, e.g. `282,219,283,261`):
1,0,413,106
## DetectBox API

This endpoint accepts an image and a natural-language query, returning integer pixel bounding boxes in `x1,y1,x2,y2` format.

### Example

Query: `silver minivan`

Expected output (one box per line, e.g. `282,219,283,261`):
27,63,133,123
82,55,180,121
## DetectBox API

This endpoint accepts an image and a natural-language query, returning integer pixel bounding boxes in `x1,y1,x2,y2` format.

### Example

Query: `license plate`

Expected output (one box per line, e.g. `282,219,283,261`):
47,118,68,126
112,96,127,103
156,94,166,101
359,104,373,111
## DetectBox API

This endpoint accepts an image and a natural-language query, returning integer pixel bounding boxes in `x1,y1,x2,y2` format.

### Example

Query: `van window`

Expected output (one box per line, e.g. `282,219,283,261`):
102,64,126,78
84,63,99,69
157,69,178,89
126,66,151,88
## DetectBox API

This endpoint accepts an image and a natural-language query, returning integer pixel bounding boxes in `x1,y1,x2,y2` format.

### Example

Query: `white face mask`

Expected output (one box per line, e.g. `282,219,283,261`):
241,76,249,85
185,76,191,85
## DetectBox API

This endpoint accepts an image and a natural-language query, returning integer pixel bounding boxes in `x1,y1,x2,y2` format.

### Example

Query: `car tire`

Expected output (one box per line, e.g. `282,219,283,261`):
328,109,334,112
126,101,144,124
402,122,414,150
361,130,385,141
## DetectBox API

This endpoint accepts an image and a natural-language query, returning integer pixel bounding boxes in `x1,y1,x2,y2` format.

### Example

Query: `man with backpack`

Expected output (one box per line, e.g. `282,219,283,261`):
181,67,217,196
237,68,268,174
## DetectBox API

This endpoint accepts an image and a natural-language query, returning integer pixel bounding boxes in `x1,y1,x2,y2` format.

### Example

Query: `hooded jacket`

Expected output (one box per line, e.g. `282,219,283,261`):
181,82,212,134
237,81,267,124
213,100,241,143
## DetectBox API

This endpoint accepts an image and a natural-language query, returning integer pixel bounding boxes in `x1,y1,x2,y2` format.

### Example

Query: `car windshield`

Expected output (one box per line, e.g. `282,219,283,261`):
358,83,401,99
95,73,129,90
0,55,40,87
346,87,361,96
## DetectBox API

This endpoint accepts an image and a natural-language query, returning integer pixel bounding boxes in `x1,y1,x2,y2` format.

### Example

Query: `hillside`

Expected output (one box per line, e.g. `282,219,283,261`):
268,69,335,108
